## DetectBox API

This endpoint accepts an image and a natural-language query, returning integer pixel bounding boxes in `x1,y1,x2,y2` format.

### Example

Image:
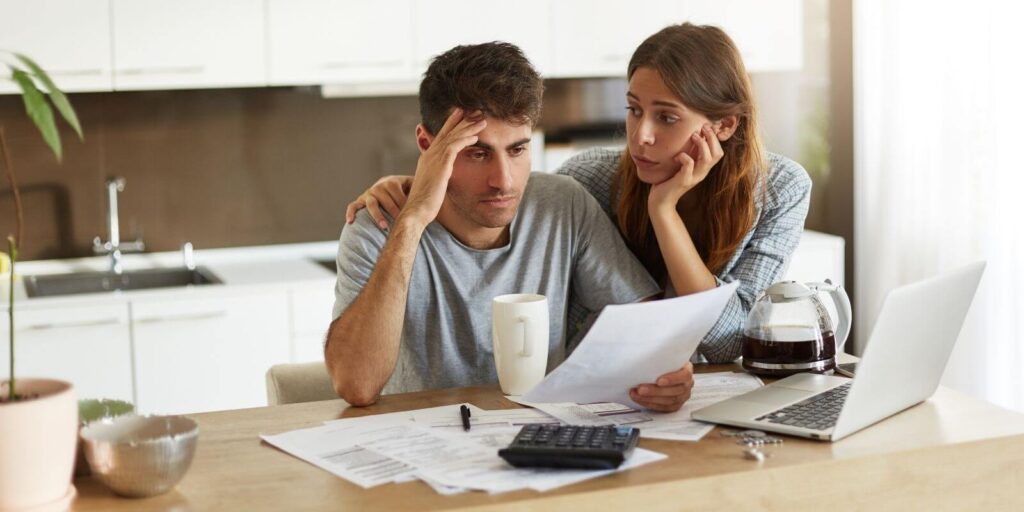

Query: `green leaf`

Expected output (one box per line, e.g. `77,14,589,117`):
10,68,62,161
13,53,83,140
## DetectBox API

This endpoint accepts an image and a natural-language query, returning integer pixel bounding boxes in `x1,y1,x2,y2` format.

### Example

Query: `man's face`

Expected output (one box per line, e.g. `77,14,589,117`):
428,116,533,232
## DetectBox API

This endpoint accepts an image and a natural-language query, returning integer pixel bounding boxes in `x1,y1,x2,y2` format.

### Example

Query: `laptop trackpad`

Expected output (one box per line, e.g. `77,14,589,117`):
736,386,812,406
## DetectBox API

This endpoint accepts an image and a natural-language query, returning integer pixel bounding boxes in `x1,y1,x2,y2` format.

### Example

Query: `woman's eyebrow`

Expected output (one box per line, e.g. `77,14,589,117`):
627,91,684,110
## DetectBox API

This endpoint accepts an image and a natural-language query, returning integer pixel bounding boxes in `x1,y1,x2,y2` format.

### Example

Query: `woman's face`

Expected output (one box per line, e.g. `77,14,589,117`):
625,67,713,185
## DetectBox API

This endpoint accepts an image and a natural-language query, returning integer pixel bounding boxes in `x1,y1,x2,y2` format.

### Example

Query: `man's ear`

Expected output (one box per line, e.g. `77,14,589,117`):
713,115,739,142
415,124,434,153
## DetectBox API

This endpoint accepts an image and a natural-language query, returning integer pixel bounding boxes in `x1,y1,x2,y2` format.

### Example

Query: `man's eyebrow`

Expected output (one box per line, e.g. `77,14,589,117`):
468,138,531,151
506,138,531,150
627,91,684,110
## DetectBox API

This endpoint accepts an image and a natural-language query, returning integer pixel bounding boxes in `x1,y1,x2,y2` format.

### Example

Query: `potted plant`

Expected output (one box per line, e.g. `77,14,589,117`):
1,52,84,511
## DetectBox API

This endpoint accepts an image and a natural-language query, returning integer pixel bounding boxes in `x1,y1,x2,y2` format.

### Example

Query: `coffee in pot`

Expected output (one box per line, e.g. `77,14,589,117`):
741,281,851,377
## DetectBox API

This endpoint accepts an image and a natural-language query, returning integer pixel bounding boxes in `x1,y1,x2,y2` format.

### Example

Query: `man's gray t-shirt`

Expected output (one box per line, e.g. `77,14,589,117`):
332,172,660,395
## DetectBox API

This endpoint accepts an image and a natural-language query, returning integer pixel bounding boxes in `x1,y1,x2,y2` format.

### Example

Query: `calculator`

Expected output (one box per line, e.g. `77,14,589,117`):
497,424,641,470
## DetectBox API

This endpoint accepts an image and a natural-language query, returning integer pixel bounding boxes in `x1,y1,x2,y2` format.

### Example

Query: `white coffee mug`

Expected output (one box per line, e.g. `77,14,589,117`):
492,294,549,395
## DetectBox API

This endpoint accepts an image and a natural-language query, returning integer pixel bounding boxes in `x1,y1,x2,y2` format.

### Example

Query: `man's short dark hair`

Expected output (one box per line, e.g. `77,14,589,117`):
419,42,543,135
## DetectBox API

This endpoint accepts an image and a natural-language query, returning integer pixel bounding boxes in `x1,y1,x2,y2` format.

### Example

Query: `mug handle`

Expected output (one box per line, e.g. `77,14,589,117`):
516,316,532,357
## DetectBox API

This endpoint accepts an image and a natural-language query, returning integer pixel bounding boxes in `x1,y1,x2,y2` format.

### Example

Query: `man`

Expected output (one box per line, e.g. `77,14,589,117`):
326,42,694,410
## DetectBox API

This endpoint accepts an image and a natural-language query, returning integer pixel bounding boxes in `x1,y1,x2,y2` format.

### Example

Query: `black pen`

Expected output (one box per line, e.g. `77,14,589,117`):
460,404,471,431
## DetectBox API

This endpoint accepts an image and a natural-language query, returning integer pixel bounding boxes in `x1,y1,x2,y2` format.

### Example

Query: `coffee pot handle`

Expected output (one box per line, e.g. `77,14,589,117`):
516,316,533,357
825,281,853,350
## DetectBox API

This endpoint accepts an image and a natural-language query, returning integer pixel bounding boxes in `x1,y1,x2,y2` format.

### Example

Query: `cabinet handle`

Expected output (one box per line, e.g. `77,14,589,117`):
321,60,402,70
48,69,105,77
21,317,122,331
116,66,206,76
135,311,227,324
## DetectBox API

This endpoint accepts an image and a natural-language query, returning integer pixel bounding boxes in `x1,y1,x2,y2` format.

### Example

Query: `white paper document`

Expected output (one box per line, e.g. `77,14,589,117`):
507,396,653,427
261,402,666,495
510,372,762,442
524,281,740,407
640,372,763,441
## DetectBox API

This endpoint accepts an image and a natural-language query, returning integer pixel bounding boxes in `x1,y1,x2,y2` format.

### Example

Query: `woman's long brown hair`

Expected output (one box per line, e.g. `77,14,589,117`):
615,23,765,284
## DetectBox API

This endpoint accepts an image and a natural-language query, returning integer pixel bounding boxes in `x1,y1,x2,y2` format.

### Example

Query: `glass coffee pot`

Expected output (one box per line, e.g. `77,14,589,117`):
741,279,852,377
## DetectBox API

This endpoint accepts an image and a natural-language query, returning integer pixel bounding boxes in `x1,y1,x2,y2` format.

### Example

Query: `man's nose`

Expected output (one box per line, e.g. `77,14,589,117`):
488,155,513,191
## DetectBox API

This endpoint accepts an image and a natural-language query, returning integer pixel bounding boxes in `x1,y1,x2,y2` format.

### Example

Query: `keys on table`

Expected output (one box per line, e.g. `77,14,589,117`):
719,428,784,446
720,429,784,461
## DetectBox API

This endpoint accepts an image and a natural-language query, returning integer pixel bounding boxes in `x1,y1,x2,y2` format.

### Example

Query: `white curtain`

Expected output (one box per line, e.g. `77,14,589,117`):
854,0,1024,412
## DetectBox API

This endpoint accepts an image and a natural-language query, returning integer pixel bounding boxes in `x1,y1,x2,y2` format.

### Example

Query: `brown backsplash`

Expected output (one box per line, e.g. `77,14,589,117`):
0,87,422,261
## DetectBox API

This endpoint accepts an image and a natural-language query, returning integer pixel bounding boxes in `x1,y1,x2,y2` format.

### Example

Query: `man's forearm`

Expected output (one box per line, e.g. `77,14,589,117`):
325,216,426,405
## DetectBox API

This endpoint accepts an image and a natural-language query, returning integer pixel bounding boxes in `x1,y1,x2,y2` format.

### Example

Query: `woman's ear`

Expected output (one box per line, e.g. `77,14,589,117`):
415,124,434,153
714,115,740,142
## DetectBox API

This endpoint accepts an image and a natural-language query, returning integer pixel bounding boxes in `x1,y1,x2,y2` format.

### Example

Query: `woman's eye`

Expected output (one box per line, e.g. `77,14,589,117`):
659,113,679,124
625,106,641,117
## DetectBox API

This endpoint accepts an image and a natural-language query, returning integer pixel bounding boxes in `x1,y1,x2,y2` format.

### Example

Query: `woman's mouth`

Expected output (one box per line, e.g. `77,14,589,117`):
633,155,658,169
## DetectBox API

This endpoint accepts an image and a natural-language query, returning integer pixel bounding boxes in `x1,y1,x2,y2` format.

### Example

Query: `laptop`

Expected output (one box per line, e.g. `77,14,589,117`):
692,261,985,442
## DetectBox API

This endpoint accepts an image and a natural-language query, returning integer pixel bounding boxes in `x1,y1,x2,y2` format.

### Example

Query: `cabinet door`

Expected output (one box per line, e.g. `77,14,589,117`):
550,0,683,78
131,292,290,415
413,0,552,76
289,286,335,363
267,0,414,85
0,0,113,93
0,303,133,402
110,0,265,90
681,0,803,72
785,231,845,286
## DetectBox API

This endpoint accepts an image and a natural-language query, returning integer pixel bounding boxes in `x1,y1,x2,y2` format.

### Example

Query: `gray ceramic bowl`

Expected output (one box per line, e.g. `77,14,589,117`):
80,414,198,498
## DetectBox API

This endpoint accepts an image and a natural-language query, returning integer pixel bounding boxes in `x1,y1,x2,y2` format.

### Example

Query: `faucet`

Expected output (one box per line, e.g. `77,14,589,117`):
93,176,145,274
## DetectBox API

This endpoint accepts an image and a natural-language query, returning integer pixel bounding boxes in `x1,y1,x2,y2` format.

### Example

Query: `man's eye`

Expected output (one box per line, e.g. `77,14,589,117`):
468,151,487,160
509,146,526,157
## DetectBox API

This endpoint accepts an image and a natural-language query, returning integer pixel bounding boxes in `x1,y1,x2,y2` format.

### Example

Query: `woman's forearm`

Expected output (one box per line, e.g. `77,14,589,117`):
649,205,717,296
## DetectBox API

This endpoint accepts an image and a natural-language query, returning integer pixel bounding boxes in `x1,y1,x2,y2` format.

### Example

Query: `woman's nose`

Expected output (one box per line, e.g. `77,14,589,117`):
632,118,655,146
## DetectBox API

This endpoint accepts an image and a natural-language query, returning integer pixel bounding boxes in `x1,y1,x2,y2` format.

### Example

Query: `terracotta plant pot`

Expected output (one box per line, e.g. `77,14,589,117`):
0,379,78,511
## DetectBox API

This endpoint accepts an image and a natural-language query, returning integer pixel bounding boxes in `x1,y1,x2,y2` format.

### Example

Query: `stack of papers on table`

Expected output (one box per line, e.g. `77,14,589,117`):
259,372,761,495
260,404,665,494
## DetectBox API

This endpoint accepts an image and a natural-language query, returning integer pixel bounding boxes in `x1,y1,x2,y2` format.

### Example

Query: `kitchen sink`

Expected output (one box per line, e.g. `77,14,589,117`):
23,267,222,298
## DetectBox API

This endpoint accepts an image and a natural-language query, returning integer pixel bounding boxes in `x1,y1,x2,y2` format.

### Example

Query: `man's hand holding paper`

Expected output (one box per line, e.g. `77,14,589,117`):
523,281,740,410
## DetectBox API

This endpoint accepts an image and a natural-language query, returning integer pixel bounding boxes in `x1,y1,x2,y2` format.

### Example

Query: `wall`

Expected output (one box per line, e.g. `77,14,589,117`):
0,88,420,261
2,0,853,266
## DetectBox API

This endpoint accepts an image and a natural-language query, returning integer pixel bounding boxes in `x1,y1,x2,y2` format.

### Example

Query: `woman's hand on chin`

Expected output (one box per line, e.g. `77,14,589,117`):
647,124,724,214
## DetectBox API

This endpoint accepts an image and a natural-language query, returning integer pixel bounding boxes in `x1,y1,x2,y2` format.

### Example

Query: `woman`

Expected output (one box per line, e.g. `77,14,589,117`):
346,23,810,366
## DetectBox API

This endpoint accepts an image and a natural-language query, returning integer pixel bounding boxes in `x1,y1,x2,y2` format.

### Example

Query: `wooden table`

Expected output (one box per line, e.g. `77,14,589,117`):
72,365,1024,510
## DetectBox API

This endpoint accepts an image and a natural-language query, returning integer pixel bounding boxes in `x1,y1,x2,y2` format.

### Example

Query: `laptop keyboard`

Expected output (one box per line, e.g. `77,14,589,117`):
755,382,852,431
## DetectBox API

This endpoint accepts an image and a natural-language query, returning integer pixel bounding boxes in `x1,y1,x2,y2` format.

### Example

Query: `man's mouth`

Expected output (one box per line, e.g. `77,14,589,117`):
481,196,516,207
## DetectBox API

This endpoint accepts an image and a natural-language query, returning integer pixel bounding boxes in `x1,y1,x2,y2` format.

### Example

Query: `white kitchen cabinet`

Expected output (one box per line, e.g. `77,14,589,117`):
288,286,336,363
267,0,415,86
0,303,133,402
131,292,290,415
785,230,845,287
110,0,266,90
550,0,683,78
0,0,113,93
412,0,552,76
681,0,803,72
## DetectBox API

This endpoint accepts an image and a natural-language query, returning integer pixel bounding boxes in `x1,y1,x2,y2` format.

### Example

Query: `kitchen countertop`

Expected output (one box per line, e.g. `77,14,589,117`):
1,241,340,310
1,230,844,310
